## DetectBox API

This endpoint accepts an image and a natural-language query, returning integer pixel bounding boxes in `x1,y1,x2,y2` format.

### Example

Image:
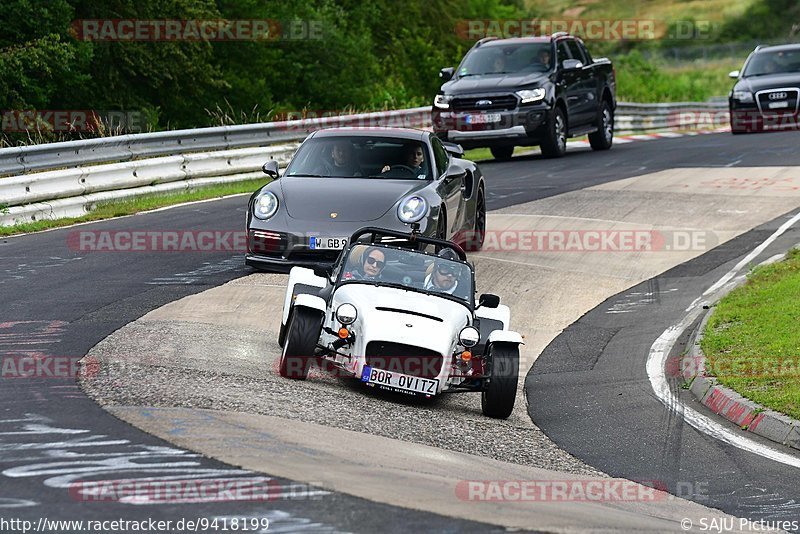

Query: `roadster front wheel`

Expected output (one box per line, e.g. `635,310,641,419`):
481,342,519,419
278,308,322,379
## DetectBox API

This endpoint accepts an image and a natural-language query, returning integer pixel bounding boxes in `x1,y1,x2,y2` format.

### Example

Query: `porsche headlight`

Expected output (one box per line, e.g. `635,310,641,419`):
732,90,754,103
516,88,546,104
336,303,357,325
434,94,452,109
459,326,480,348
253,191,279,220
397,195,428,224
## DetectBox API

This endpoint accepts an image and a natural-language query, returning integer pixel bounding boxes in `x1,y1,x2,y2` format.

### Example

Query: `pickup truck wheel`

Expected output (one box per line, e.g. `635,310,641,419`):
481,342,519,419
589,101,614,150
540,107,567,158
278,308,321,379
490,146,514,161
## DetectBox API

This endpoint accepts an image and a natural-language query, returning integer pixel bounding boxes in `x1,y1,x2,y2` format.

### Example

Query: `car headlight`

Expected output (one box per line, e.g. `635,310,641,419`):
253,191,279,220
434,94,452,109
732,91,754,103
459,326,480,348
516,88,546,104
336,303,357,325
397,195,428,224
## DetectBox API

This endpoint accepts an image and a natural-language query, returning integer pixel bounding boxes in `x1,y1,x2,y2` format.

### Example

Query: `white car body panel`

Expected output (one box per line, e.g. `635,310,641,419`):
282,266,328,325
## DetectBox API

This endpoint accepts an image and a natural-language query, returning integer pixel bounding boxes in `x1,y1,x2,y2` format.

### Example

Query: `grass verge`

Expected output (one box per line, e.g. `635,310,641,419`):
0,178,269,238
701,248,800,420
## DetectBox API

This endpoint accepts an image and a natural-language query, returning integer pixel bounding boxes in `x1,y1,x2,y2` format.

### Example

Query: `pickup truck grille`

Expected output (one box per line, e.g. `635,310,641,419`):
451,95,518,112
365,341,443,379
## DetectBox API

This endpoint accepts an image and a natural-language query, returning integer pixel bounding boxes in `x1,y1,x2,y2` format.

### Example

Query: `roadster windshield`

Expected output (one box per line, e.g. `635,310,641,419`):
285,136,431,180
458,42,554,77
339,244,473,303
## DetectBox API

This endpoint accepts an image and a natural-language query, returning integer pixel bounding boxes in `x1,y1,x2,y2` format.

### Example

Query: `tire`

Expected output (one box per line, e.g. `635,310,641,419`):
490,146,514,161
277,321,286,348
589,100,614,150
540,106,567,158
481,343,519,419
464,189,485,252
278,308,321,379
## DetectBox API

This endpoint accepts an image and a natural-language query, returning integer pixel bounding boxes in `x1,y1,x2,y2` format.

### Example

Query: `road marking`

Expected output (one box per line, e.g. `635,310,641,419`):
647,211,800,469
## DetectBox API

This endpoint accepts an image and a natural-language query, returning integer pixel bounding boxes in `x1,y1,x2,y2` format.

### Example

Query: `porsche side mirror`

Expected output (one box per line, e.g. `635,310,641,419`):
262,160,280,178
478,293,500,309
440,67,454,82
442,141,464,158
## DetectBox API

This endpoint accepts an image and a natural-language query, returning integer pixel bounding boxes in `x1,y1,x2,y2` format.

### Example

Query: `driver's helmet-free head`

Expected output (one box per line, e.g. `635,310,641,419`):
360,246,387,278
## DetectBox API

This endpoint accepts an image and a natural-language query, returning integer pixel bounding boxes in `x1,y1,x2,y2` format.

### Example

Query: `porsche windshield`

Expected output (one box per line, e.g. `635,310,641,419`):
339,244,473,303
743,49,800,76
458,42,554,77
285,136,431,180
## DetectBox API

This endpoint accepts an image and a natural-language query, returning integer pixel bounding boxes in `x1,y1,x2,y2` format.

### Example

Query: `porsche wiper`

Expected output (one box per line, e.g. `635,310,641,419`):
288,173,326,177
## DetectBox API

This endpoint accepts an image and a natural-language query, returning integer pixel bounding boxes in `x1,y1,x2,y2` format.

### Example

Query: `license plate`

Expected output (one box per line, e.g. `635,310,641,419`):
768,101,789,109
309,236,347,250
465,113,501,124
361,365,438,395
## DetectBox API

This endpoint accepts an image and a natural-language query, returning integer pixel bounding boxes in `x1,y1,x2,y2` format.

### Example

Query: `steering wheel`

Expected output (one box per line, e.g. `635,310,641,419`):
386,164,417,177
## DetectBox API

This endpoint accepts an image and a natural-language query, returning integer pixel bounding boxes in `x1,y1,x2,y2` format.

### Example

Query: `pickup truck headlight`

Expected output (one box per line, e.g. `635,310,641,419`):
434,94,452,109
253,191,279,220
336,303,357,325
732,91,754,103
459,326,480,348
516,88,546,104
398,195,428,223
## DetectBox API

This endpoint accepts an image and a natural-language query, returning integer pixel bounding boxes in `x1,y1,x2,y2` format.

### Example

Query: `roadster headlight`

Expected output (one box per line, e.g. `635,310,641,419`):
516,88,546,104
336,303,357,325
253,191,279,220
459,326,480,348
732,90,754,103
397,196,428,224
434,94,452,109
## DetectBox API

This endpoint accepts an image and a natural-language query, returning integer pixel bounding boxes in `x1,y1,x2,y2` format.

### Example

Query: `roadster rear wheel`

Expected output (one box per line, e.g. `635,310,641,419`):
279,308,322,379
481,342,519,419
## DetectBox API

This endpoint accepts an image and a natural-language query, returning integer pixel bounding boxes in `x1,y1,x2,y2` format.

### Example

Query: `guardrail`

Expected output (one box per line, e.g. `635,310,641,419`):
0,102,729,227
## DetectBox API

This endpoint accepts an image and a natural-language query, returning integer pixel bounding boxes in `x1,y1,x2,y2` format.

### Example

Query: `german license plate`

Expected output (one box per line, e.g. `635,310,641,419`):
465,113,501,124
309,236,347,250
361,365,438,395
768,101,789,109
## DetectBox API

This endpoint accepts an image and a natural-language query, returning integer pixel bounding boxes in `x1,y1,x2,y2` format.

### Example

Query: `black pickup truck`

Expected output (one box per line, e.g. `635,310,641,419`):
432,33,616,159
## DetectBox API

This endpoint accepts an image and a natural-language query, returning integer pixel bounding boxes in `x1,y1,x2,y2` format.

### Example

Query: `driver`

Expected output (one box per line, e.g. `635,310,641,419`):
380,144,427,178
423,248,462,295
537,48,552,68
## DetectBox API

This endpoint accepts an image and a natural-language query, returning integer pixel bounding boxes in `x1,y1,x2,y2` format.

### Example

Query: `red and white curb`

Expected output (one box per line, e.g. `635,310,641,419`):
569,127,731,148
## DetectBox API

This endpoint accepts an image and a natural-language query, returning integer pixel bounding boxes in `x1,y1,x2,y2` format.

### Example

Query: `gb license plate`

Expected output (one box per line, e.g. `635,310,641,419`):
361,365,438,395
309,236,348,250
465,113,501,125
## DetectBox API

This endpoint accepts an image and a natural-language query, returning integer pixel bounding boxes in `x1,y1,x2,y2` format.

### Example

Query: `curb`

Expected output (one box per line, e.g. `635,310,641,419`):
682,303,800,451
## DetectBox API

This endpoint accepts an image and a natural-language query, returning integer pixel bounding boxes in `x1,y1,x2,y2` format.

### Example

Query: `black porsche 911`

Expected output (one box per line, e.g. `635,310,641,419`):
728,43,800,134
245,127,487,271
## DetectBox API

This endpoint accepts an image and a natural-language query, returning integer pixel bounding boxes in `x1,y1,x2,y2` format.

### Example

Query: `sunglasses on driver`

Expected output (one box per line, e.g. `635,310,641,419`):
365,256,385,268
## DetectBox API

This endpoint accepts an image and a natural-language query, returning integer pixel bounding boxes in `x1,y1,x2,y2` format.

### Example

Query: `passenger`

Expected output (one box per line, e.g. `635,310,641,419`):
352,246,386,280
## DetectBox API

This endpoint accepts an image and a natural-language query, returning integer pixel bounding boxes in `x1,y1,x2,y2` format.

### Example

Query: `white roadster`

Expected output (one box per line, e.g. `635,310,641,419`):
277,227,523,418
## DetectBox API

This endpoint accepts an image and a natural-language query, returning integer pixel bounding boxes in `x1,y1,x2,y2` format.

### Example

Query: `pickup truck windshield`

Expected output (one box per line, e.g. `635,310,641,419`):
458,43,554,77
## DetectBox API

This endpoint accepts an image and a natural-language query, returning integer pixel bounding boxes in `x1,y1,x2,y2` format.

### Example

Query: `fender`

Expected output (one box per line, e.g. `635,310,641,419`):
487,330,524,345
476,303,511,330
292,293,327,316
282,266,327,325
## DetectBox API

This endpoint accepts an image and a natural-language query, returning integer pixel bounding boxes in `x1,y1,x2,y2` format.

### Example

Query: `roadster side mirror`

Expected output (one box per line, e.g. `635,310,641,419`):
478,293,500,309
262,160,280,178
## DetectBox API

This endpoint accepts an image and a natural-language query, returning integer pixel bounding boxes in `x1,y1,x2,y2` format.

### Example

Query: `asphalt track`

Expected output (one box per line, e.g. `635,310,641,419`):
2,130,800,531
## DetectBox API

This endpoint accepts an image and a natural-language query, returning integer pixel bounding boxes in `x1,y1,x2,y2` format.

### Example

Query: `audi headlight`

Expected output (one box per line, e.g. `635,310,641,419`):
459,326,480,348
516,88,546,104
434,94,452,109
253,191,279,220
732,91,754,103
336,303,357,325
397,195,428,224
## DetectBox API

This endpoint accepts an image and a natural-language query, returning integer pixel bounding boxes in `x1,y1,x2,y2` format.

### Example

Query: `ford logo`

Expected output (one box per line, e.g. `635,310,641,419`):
475,99,493,106
769,92,788,100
